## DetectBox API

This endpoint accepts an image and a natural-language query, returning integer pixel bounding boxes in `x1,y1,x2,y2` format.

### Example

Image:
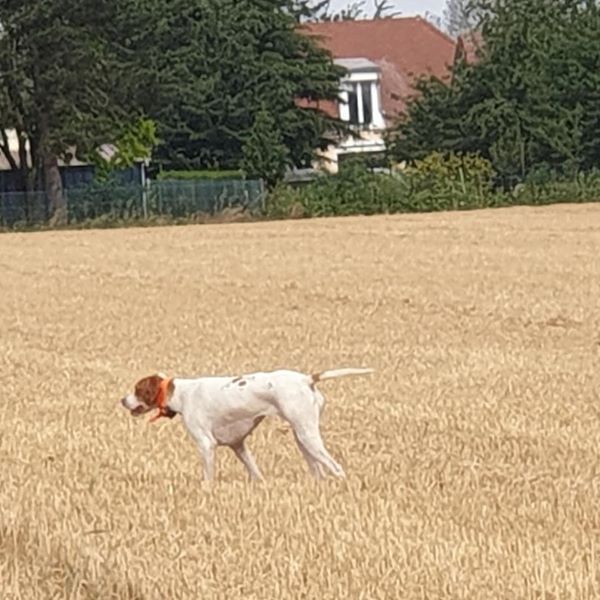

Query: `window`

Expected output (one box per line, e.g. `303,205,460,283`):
342,81,377,127
360,82,372,126
348,86,359,124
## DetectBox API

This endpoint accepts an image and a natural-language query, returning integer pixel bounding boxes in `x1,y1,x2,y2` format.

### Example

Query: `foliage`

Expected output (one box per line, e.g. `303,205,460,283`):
241,107,290,188
265,154,495,217
444,0,483,38
263,183,306,219
390,0,600,186
265,153,600,220
0,0,345,211
0,0,160,221
403,151,495,210
297,161,409,216
90,118,157,181
5,153,600,231
147,0,346,177
300,0,401,21
515,167,600,206
156,169,243,181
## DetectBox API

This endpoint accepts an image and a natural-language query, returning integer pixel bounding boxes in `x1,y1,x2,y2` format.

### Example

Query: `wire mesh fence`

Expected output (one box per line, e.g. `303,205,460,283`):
0,179,265,229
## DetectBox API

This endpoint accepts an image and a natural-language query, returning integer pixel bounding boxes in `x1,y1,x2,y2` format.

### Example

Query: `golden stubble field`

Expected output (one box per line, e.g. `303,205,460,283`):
1,204,600,599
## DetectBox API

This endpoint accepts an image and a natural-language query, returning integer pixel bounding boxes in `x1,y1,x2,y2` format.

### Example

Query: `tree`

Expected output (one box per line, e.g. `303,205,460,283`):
302,0,402,21
0,0,158,223
373,1,402,18
91,118,157,181
241,106,290,188
444,0,478,37
148,0,346,181
389,0,600,186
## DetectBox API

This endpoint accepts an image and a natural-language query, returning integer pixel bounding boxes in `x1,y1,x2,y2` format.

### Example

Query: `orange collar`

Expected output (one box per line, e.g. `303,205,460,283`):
149,377,176,422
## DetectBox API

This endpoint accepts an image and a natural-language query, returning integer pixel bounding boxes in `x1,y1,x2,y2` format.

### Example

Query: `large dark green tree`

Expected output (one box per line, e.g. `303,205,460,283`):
389,0,600,186
0,0,346,221
241,105,290,188
0,0,158,223
147,0,345,173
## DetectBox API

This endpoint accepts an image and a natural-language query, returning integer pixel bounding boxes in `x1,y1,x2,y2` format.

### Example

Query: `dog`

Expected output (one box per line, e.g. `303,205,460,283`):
120,367,374,481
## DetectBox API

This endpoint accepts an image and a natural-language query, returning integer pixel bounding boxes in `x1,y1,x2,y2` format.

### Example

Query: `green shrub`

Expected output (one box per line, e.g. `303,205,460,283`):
515,167,600,205
156,169,243,181
263,184,306,219
298,161,412,216
401,152,496,211
266,153,497,218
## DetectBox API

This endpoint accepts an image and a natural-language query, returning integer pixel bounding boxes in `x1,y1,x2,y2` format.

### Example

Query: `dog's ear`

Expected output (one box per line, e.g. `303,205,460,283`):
134,375,163,407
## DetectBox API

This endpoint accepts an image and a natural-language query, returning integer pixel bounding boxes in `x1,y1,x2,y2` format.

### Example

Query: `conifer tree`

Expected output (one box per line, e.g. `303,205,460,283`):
389,0,600,184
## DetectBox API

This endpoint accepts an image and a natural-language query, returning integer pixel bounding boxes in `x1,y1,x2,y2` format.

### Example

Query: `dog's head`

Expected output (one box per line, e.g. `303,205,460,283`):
120,373,171,417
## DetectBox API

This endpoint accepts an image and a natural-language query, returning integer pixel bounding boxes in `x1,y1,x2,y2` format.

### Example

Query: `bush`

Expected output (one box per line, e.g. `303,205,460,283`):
156,169,243,181
401,152,496,211
265,153,497,218
514,167,600,206
302,161,405,216
264,184,306,219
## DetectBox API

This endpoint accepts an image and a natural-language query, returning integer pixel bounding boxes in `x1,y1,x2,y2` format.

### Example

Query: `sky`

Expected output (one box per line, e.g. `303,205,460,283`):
327,0,446,18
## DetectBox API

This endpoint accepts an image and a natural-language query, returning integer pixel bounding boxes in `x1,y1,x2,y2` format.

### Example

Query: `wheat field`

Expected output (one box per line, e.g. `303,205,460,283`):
1,204,600,599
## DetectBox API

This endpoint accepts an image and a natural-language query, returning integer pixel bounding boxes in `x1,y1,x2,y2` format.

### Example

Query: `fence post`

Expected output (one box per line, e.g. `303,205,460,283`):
140,160,149,219
259,179,266,213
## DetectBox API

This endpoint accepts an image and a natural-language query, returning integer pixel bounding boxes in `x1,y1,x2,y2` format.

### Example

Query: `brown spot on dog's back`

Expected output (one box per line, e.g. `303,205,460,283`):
238,380,247,387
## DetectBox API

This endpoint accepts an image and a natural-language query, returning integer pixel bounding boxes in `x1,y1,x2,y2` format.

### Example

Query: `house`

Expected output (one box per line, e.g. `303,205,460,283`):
301,17,457,173
0,128,148,193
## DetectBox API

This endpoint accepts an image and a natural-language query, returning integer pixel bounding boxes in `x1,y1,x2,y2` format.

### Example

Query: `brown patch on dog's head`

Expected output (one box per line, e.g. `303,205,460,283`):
121,373,175,418
134,375,163,408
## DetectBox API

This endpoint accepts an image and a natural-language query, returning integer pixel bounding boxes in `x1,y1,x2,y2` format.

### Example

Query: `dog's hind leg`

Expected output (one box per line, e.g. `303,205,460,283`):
297,430,345,478
280,392,345,478
231,441,264,481
293,431,327,479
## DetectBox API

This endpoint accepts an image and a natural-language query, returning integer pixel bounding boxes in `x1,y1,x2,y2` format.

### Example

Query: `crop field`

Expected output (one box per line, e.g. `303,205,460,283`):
1,204,600,599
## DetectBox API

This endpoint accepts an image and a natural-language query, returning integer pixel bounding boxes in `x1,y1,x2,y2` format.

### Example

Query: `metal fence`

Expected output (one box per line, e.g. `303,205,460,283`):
0,178,266,228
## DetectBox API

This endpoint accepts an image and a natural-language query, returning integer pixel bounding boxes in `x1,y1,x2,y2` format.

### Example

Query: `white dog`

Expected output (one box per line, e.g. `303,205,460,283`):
120,367,373,481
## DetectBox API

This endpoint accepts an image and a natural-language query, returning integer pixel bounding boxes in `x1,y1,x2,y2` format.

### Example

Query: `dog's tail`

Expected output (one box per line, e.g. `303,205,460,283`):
310,367,374,385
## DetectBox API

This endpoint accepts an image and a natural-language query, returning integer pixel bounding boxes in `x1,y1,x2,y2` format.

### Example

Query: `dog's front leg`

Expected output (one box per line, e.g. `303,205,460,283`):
196,434,216,482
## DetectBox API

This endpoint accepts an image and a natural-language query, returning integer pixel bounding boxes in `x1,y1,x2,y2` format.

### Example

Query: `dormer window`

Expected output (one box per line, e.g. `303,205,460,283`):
335,58,385,130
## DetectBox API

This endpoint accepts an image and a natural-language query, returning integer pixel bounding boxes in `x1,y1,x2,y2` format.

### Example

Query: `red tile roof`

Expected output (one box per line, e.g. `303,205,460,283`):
301,17,457,122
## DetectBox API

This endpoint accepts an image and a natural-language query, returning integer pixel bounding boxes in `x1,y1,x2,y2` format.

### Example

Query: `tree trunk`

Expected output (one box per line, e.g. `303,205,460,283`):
16,129,35,221
37,112,66,226
44,153,66,226
16,129,31,189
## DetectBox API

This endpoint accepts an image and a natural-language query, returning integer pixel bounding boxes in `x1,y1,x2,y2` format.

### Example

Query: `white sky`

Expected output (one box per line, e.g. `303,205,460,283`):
326,0,446,18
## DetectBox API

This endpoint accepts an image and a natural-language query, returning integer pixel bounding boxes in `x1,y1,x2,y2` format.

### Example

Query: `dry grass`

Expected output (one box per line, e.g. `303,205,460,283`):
1,204,600,599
